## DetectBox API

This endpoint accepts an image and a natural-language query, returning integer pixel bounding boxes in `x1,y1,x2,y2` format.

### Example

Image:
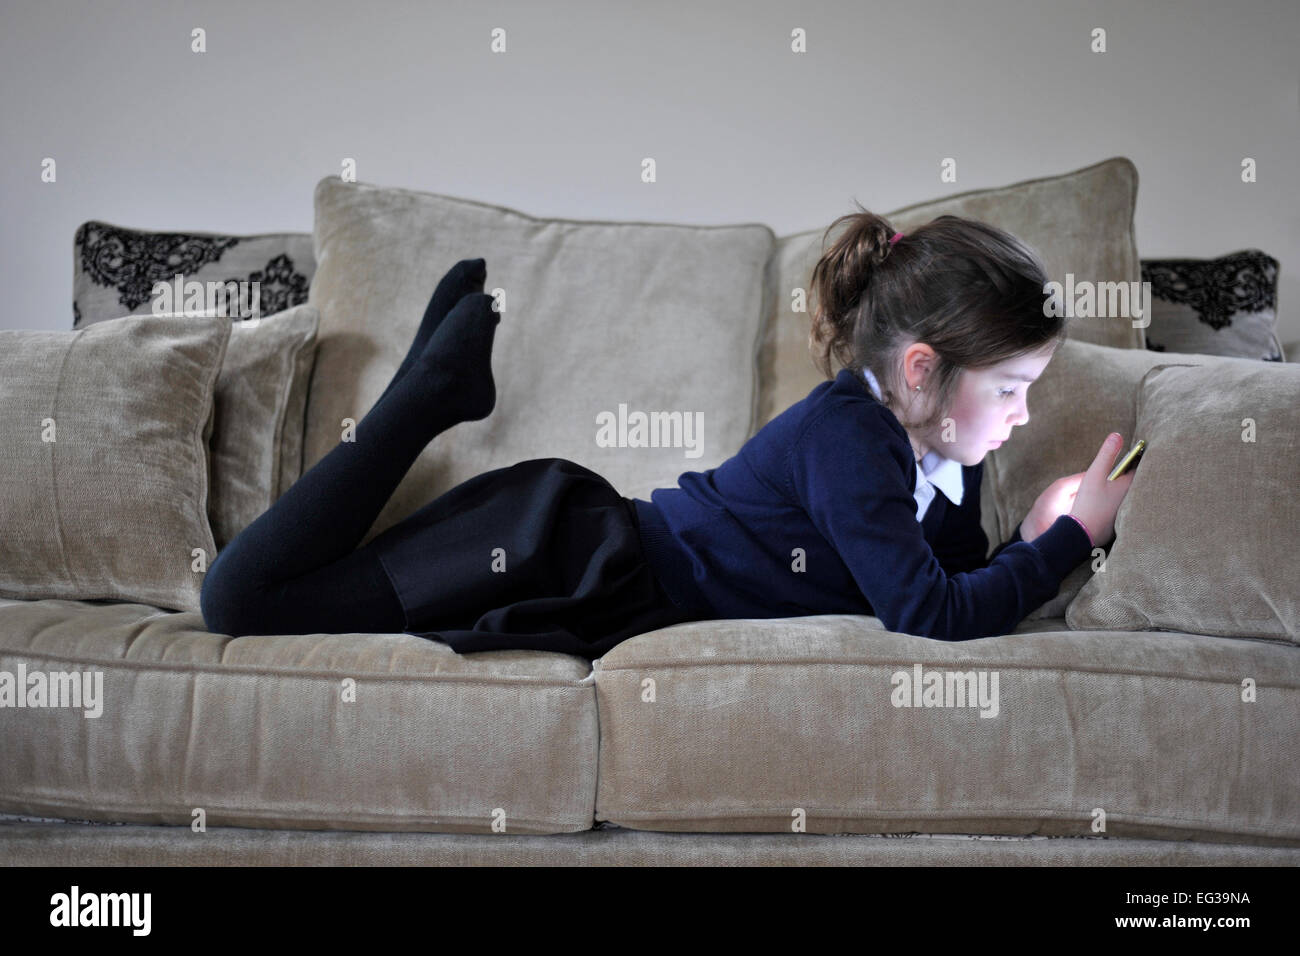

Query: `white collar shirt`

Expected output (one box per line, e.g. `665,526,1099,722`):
860,368,966,522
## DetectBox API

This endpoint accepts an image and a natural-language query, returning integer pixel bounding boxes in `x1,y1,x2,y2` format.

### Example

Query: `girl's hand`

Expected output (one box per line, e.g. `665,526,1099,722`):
1021,471,1086,541
1069,432,1137,547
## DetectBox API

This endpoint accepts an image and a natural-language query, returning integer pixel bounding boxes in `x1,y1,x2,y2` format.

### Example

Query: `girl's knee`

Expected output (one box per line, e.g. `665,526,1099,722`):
200,571,245,636
200,554,272,636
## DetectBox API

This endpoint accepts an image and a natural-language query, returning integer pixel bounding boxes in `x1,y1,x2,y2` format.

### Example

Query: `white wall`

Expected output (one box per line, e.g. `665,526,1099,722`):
3,0,1297,349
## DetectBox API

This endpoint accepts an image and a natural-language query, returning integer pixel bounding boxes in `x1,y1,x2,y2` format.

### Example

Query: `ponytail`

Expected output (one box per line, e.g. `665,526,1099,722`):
803,202,1063,434
808,202,901,380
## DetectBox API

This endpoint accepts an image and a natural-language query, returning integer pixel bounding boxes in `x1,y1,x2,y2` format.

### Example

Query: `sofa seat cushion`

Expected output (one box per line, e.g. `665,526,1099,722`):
5,815,1297,866
593,616,1300,845
0,597,597,834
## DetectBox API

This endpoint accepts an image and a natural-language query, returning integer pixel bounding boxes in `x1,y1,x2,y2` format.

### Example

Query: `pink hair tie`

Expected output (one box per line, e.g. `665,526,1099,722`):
889,232,904,245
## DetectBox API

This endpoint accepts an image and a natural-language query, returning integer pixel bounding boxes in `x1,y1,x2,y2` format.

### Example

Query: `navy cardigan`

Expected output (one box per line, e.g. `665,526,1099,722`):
630,368,1093,640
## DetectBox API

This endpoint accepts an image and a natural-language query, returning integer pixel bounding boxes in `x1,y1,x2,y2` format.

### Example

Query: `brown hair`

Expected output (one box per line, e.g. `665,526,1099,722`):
807,201,1068,432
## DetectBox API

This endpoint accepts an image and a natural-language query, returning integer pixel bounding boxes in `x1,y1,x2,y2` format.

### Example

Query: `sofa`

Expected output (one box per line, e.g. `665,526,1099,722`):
2,156,1297,866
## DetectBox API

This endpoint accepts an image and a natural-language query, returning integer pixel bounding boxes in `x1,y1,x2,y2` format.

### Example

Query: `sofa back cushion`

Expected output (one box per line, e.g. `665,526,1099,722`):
305,177,775,541
0,314,230,612
755,156,1144,433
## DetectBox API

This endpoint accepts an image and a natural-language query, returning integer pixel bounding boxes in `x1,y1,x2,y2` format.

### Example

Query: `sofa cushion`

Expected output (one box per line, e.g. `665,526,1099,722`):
72,224,321,543
756,156,1144,432
593,616,1300,845
205,305,319,549
1141,249,1286,362
8,814,1296,865
305,177,775,542
73,220,315,328
0,596,598,834
0,315,230,613
71,305,319,552
1066,359,1300,641
981,337,1212,618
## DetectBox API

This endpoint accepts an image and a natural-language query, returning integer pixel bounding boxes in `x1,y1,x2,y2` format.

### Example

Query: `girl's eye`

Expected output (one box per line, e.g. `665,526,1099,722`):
998,388,1016,399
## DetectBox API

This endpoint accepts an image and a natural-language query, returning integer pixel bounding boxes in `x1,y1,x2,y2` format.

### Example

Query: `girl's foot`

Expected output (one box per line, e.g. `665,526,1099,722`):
386,258,487,395
417,292,499,422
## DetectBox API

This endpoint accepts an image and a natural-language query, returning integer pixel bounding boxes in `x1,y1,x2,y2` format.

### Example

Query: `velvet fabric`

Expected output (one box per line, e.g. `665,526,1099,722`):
755,156,1145,430
0,314,229,612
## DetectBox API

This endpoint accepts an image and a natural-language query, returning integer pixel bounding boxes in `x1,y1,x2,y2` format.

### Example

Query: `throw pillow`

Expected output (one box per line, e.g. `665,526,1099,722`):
201,305,319,549
72,224,321,548
1065,359,1300,642
73,220,314,328
0,314,231,613
981,337,1212,619
1141,249,1286,362
77,305,320,551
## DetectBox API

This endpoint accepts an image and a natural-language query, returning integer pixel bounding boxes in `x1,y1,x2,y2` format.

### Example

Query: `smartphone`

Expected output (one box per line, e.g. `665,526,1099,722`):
1107,438,1145,481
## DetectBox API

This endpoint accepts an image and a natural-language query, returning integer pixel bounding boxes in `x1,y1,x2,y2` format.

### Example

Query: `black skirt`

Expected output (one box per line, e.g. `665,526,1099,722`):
367,457,699,659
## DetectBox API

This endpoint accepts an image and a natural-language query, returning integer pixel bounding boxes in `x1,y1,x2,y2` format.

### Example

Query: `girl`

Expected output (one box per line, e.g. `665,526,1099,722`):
200,208,1133,656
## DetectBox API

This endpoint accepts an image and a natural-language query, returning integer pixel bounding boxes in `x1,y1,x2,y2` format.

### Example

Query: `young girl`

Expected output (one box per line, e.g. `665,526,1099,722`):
200,208,1133,657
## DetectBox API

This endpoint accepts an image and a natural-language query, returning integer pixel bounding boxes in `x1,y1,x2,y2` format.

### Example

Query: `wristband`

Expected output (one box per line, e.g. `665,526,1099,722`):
1065,513,1093,547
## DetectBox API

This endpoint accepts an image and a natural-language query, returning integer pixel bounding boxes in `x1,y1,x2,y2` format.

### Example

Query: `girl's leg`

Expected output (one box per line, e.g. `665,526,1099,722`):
376,258,486,406
214,537,406,637
200,260,499,637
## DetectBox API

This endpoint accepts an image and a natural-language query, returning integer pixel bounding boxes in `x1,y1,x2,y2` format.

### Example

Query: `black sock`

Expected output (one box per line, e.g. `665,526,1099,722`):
378,257,486,405
201,292,500,626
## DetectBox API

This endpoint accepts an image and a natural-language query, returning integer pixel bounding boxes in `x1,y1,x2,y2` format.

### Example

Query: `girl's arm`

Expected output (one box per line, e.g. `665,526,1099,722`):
790,402,1092,641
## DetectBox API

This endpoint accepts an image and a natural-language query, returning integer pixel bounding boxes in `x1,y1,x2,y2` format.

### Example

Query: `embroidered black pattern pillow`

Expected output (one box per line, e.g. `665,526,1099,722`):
73,220,315,329
1141,249,1284,362
70,221,321,548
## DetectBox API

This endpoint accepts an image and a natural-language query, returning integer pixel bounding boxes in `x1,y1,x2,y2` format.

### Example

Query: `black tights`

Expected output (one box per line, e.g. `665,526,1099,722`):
202,539,405,638
200,261,496,637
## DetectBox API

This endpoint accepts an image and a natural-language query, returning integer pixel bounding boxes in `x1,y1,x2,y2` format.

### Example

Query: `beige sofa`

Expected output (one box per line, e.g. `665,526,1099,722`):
2,157,1297,865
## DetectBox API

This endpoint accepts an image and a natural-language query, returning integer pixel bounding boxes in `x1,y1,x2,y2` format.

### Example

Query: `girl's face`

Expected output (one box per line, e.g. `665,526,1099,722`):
921,344,1057,466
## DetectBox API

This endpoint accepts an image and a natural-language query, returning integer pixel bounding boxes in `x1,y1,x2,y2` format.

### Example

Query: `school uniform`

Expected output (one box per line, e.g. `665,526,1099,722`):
860,367,966,524
368,456,696,660
631,367,1094,641
371,366,1093,657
